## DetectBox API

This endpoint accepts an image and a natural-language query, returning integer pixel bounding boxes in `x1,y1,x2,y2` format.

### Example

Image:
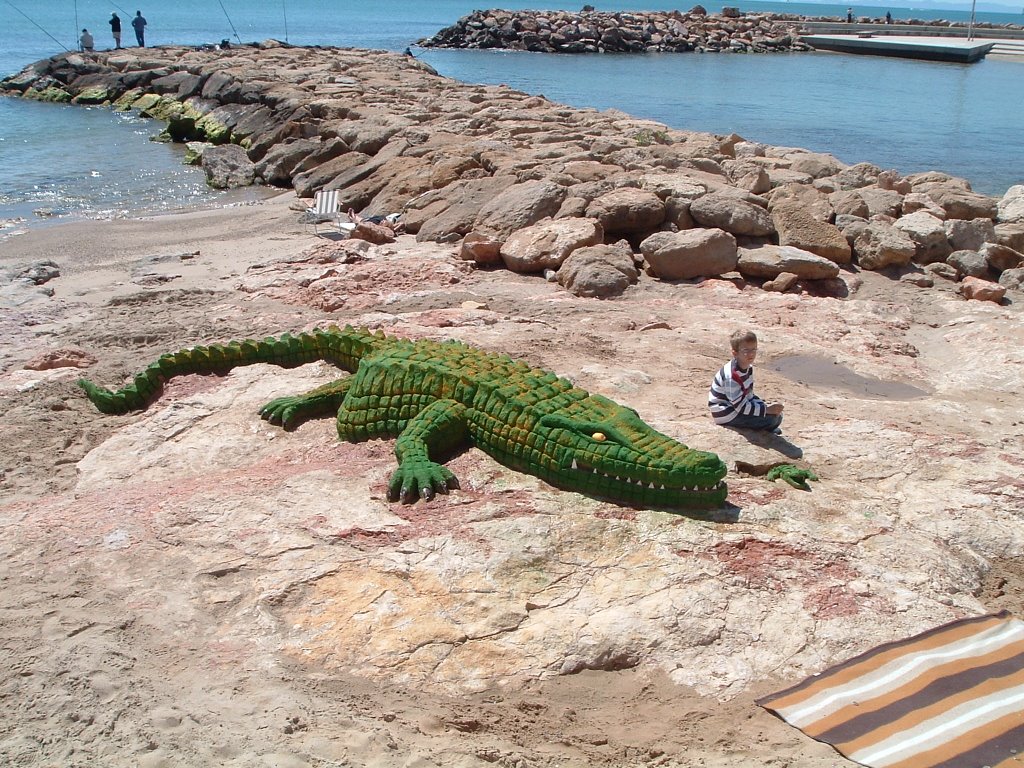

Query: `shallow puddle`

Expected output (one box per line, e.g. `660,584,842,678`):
767,355,930,400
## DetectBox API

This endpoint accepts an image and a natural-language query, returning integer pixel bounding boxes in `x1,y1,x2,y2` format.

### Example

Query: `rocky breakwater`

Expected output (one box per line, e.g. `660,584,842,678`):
420,7,810,54
3,43,1023,302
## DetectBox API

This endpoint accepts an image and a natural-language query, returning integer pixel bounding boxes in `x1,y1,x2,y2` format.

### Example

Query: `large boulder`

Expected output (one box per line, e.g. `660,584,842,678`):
500,218,604,273
638,173,706,202
555,197,589,219
408,175,519,242
901,192,947,219
829,190,869,219
559,161,624,183
979,242,1024,273
944,218,996,252
151,71,206,99
314,139,411,213
198,103,274,144
721,160,771,195
201,144,256,189
997,185,1024,224
995,222,1024,253
736,245,841,280
858,187,903,218
876,169,913,194
322,115,415,156
893,212,952,265
255,137,325,187
770,201,851,264
585,188,666,235
768,184,833,222
787,152,846,179
474,180,567,239
766,168,814,188
292,152,372,199
999,268,1024,291
907,171,970,191
689,193,774,237
852,222,916,270
829,162,881,190
349,155,435,218
557,243,639,298
640,228,738,280
947,250,990,279
927,186,998,220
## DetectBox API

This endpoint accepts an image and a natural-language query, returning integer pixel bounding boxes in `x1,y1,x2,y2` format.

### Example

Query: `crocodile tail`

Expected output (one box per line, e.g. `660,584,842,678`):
77,326,383,415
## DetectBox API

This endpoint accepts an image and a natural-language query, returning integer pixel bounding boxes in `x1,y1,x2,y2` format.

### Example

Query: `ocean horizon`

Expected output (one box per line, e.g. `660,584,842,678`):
2,0,1022,231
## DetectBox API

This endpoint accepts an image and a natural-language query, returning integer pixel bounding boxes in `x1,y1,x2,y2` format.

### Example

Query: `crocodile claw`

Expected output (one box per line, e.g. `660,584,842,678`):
388,460,458,504
259,396,302,430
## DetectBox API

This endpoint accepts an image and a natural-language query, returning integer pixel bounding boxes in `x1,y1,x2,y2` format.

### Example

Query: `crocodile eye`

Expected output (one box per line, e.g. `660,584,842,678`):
592,432,607,442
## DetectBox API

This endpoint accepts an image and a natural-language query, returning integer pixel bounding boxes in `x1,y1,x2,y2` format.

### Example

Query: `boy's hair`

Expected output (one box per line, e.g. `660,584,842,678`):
729,329,757,352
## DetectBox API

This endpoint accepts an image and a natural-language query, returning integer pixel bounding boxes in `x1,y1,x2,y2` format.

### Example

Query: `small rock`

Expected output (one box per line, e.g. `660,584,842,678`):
17,261,60,284
23,348,98,370
924,262,959,281
899,272,934,288
459,232,503,265
959,276,1006,303
762,272,799,292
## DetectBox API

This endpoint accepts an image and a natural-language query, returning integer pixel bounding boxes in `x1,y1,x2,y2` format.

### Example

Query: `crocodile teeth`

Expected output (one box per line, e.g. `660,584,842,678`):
571,458,578,470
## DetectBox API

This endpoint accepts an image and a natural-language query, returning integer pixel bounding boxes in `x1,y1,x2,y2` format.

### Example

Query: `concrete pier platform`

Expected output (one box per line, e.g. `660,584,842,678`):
801,33,995,62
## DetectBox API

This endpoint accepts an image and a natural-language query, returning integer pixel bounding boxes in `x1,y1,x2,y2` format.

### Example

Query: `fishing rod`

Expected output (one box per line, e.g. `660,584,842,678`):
217,0,242,44
282,0,288,43
4,0,71,51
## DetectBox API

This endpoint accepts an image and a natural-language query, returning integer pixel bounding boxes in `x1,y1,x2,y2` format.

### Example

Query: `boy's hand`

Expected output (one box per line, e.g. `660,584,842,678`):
766,403,784,415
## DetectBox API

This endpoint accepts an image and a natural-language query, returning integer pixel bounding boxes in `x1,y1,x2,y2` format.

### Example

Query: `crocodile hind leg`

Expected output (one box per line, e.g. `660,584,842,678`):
259,377,353,430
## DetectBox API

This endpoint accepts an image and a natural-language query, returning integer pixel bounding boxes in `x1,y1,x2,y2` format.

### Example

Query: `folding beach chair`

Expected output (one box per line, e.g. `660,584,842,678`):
303,189,341,234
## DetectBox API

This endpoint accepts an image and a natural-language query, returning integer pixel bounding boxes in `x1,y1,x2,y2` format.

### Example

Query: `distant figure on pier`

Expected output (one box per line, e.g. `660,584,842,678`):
847,7,854,22
109,12,122,49
885,10,892,23
79,29,94,52
132,11,147,47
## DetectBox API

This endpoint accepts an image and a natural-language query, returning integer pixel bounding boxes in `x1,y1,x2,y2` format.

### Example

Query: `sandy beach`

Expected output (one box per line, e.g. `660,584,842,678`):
2,187,1022,766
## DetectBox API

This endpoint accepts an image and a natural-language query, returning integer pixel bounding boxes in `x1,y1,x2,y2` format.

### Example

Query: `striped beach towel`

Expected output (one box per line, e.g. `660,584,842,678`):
757,612,1024,768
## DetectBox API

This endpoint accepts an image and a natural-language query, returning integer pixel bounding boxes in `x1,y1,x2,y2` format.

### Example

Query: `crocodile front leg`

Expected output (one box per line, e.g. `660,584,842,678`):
389,399,468,503
259,377,353,430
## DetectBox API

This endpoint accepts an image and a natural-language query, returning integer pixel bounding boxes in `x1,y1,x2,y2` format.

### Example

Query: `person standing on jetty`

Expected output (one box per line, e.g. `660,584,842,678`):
79,29,94,52
847,7,854,22
109,12,122,49
708,330,784,433
132,11,147,47
885,10,892,23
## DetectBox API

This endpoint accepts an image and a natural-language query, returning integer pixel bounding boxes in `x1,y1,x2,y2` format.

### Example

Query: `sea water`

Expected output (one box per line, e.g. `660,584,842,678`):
1,0,1022,229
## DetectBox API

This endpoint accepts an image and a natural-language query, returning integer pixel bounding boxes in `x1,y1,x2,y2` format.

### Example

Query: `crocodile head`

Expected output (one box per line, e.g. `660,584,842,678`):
534,394,728,510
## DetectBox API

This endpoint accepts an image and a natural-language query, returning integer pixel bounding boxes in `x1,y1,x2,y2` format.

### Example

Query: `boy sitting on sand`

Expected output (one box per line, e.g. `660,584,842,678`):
708,329,784,433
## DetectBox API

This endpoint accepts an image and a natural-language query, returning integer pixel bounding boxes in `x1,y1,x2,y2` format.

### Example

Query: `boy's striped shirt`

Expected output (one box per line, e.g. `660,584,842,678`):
708,358,766,425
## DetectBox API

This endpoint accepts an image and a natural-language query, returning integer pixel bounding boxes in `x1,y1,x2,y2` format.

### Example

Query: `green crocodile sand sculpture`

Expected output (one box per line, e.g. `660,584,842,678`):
766,464,819,491
78,326,728,509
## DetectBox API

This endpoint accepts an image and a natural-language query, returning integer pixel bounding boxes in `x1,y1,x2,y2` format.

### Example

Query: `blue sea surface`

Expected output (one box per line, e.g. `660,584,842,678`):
1,0,1022,229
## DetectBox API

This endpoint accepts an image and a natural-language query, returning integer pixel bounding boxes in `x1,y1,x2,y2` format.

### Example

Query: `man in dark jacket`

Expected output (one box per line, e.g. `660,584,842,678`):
131,11,147,47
